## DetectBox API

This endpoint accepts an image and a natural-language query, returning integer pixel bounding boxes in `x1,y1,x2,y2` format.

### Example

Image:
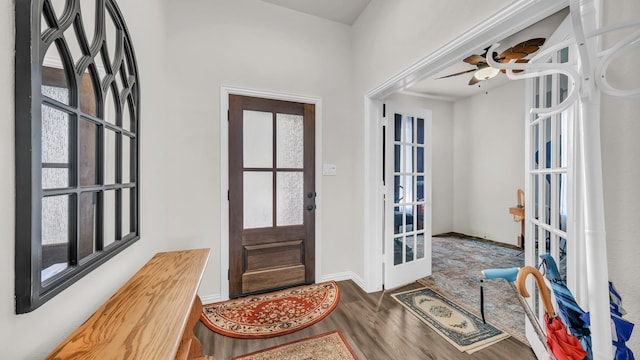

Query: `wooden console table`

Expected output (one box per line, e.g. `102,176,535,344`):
46,248,214,360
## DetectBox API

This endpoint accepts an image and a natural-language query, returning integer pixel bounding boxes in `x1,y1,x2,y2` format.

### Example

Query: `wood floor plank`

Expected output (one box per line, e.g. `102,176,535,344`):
195,280,536,360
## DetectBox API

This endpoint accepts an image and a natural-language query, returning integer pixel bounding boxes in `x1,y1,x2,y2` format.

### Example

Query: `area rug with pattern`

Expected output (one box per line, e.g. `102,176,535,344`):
392,286,509,353
419,235,527,344
230,330,358,360
201,281,340,338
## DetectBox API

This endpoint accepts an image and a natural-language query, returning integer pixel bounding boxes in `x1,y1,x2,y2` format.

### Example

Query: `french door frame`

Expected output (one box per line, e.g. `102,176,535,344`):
219,85,323,301
522,15,579,356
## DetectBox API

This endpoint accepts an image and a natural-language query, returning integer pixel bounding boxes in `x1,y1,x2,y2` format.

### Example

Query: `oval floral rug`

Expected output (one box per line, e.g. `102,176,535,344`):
201,281,340,338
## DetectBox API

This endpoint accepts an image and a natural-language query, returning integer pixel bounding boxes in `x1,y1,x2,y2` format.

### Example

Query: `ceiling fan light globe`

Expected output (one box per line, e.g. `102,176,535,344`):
475,66,500,80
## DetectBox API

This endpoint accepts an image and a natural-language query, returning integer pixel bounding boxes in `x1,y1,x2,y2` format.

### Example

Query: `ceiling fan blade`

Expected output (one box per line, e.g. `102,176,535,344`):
497,38,546,60
436,68,477,79
499,59,528,73
468,75,481,86
463,54,487,65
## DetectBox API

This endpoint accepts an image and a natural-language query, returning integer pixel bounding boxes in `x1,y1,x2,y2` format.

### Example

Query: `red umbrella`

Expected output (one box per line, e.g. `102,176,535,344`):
517,266,588,360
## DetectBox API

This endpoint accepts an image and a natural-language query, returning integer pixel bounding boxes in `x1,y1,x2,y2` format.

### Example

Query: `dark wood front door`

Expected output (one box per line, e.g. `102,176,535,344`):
228,94,315,298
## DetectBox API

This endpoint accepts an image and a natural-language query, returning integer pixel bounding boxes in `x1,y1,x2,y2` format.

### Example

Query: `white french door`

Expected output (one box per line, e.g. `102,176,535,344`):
383,103,432,289
524,14,580,358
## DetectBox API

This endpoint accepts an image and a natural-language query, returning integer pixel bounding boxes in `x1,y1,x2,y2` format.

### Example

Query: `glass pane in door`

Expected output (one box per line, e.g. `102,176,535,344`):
276,172,303,226
276,113,303,168
392,112,426,267
243,172,273,229
243,110,272,168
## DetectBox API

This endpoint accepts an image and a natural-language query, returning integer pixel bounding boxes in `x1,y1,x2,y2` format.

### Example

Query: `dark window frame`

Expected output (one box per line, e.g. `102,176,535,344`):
15,0,140,314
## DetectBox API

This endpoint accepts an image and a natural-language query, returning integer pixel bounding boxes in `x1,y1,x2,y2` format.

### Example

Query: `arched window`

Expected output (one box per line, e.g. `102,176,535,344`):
15,0,140,313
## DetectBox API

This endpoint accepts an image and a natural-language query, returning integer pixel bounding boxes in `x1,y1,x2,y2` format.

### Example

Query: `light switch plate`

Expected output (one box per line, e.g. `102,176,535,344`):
322,164,337,176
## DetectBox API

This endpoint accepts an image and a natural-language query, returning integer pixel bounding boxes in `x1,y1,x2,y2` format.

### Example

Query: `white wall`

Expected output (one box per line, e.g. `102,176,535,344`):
601,0,640,354
385,93,455,235
453,80,525,245
163,0,356,296
0,1,170,358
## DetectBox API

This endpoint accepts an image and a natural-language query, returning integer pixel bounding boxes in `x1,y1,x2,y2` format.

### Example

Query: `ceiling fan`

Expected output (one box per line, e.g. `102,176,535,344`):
437,38,546,85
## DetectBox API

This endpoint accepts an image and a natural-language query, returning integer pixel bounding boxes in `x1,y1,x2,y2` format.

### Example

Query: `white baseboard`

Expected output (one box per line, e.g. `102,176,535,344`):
321,271,366,291
200,293,223,305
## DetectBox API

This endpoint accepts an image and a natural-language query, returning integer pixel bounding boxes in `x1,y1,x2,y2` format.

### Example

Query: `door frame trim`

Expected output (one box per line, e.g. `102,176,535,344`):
362,0,569,293
220,85,323,300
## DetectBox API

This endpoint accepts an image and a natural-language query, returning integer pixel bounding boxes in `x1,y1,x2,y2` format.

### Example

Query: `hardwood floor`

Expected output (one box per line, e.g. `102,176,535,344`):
195,280,536,360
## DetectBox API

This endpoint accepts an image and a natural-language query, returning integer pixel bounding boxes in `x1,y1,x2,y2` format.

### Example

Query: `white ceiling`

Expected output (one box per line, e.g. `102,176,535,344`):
260,0,371,26
260,1,568,101
407,9,569,101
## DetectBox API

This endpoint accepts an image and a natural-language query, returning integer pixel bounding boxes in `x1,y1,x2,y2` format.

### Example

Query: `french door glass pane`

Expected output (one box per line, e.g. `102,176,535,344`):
417,118,424,144
403,176,413,203
394,145,401,172
41,195,71,283
404,116,414,143
560,112,568,167
416,233,425,259
545,230,551,253
544,175,551,225
559,237,567,281
533,77,540,108
533,174,540,220
559,173,567,232
417,147,424,173
403,205,412,229
393,206,401,235
417,175,425,201
394,237,403,265
545,74,553,108
243,110,272,168
276,113,303,169
406,235,414,262
533,123,540,169
276,172,303,226
394,114,402,141
404,145,413,172
243,172,273,229
544,118,552,169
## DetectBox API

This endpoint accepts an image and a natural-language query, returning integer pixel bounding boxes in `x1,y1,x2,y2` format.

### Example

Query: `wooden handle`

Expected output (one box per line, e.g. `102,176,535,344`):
517,188,525,207
516,265,556,318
